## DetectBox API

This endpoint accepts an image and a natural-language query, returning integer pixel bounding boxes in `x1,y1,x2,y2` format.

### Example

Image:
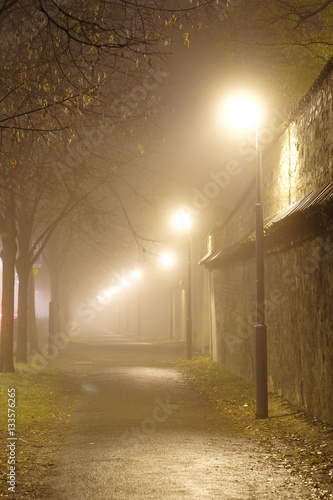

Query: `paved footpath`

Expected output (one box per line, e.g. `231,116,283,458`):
43,333,315,499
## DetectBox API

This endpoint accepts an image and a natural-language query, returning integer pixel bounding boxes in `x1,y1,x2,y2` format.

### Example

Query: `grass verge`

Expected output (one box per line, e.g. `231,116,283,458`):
0,362,76,498
179,355,256,425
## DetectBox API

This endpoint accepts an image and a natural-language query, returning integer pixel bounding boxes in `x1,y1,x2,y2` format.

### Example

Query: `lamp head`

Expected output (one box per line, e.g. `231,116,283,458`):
160,253,175,267
174,210,191,229
222,93,262,129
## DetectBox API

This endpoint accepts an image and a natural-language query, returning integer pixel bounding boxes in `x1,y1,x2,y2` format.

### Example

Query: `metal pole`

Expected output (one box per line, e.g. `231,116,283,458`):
169,285,173,340
255,120,268,418
48,301,55,355
186,222,192,360
126,292,130,335
137,285,141,336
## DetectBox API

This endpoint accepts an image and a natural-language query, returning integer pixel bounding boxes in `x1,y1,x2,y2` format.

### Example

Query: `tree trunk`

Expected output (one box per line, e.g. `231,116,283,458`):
59,276,73,333
28,271,39,353
0,196,17,373
50,270,60,336
16,264,30,363
45,245,61,337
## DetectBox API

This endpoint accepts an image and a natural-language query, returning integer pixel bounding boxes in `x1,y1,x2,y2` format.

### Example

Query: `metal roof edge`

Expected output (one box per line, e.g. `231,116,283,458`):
201,178,333,269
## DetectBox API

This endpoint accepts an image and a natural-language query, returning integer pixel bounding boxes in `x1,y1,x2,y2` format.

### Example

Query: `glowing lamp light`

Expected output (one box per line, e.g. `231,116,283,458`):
96,287,115,303
174,210,190,229
222,94,262,129
160,253,175,267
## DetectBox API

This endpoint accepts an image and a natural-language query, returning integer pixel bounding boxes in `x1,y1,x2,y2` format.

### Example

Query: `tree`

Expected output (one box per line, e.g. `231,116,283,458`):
0,191,16,372
0,0,222,372
1,103,167,368
204,0,333,108
13,134,118,362
0,0,208,132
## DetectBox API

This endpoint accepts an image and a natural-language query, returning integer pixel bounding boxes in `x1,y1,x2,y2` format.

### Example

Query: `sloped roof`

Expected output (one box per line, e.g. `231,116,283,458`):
200,179,333,269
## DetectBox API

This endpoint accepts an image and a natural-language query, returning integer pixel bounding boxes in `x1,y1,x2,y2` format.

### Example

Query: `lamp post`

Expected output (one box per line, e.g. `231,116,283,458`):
175,211,192,360
137,281,141,337
186,220,192,360
131,270,142,337
254,116,268,419
160,253,176,340
225,95,268,418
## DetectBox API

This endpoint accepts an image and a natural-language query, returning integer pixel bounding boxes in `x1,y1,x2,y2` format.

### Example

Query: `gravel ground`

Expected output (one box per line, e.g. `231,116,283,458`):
38,333,329,499
1,332,332,499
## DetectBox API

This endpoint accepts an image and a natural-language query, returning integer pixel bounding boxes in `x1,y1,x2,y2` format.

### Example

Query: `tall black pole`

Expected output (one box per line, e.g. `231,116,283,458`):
48,301,55,355
186,222,192,360
169,285,173,340
255,120,268,418
137,285,141,337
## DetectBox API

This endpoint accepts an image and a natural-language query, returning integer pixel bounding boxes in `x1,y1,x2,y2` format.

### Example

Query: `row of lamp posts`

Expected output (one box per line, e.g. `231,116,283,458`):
109,93,268,419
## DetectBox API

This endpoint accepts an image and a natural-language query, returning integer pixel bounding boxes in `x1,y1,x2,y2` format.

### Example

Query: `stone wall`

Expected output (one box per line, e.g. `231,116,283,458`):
265,234,333,424
265,64,333,219
208,58,333,424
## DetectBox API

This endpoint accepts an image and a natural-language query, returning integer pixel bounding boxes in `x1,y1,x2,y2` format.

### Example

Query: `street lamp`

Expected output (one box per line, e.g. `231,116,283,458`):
225,94,268,419
160,252,177,340
160,253,175,268
131,270,142,337
175,211,192,360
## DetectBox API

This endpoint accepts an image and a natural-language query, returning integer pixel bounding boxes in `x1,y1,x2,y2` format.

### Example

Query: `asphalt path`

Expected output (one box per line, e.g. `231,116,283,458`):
42,332,314,499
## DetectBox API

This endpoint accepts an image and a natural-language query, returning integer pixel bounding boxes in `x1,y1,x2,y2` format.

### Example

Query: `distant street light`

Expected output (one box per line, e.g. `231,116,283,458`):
175,210,192,360
225,94,268,419
160,253,175,268
132,270,142,280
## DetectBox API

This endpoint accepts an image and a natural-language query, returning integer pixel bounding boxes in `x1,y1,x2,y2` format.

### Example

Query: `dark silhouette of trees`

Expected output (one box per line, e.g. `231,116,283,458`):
0,0,208,371
205,0,332,108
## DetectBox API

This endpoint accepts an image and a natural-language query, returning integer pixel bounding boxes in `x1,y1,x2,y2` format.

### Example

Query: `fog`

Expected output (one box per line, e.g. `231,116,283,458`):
3,11,286,347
